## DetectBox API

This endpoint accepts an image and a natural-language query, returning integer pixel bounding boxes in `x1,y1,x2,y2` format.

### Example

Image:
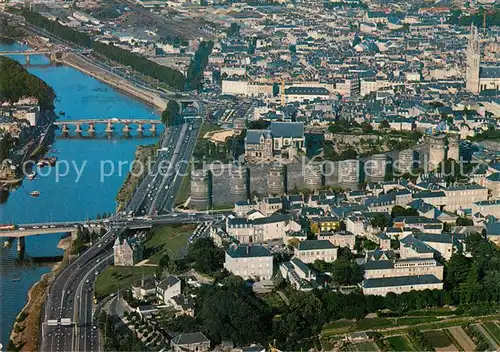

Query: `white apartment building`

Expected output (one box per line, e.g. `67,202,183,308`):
294,240,338,264
224,244,274,280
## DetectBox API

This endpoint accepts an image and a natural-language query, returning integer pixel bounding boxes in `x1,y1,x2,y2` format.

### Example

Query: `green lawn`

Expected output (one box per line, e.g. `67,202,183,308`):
323,316,439,336
405,307,456,316
355,342,379,351
355,318,395,330
423,330,455,348
386,336,414,351
482,321,500,345
145,224,196,262
199,122,222,137
393,317,437,325
322,320,354,335
258,292,285,310
95,266,157,299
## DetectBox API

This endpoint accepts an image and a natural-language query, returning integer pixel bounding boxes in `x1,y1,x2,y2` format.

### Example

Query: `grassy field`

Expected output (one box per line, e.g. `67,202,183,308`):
405,307,457,316
386,336,414,351
482,321,500,345
258,292,285,310
95,266,157,299
199,122,222,137
423,330,455,349
356,342,379,351
355,318,395,330
145,224,196,262
322,320,354,335
323,316,439,337
393,317,437,325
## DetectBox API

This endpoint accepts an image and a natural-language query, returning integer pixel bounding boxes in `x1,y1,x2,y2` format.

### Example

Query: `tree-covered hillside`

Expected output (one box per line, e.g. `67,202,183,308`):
0,56,55,109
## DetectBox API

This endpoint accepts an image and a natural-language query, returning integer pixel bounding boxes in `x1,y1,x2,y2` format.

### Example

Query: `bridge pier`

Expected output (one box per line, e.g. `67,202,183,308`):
105,121,113,135
150,123,156,136
17,237,25,253
61,123,69,136
25,54,30,66
88,123,95,137
137,123,143,136
3,237,14,248
122,123,130,136
75,123,82,136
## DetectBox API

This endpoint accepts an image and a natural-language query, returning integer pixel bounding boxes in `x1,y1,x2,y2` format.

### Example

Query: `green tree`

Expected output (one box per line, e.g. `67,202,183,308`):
371,214,388,229
227,23,240,36
379,120,390,129
187,238,224,274
161,100,180,126
185,41,214,91
274,291,325,350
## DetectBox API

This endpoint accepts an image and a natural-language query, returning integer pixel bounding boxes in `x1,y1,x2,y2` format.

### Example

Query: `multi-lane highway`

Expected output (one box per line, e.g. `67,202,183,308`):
41,228,121,352
129,116,202,216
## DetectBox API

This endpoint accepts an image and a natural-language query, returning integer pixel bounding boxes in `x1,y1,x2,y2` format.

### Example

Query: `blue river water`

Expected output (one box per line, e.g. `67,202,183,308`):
0,42,159,345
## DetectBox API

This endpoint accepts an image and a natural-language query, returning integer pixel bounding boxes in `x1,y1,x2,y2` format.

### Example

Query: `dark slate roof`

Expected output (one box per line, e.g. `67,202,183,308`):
253,214,291,225
284,87,329,96
486,173,500,182
157,275,180,290
415,233,457,244
400,235,435,253
245,129,271,144
364,260,394,270
172,332,210,346
297,240,335,251
226,244,272,258
270,121,304,138
362,274,442,289
486,221,500,237
291,257,311,275
413,191,446,199
479,67,500,79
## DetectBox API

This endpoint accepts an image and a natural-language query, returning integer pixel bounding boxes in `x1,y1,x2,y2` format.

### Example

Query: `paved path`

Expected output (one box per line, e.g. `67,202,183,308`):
448,326,475,352
277,290,289,305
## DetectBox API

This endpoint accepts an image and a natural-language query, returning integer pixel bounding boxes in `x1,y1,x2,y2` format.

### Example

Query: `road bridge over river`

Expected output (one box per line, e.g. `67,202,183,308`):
53,118,162,136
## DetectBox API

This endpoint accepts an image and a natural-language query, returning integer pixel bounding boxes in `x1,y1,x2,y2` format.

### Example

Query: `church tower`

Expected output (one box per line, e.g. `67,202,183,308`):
466,24,480,94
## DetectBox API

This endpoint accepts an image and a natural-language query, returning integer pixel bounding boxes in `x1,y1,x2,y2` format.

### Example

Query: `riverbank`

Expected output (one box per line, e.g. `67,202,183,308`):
8,238,75,352
61,53,167,111
116,144,157,211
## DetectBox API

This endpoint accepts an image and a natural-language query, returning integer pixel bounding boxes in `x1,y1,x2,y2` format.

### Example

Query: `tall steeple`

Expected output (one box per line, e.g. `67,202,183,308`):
466,24,480,94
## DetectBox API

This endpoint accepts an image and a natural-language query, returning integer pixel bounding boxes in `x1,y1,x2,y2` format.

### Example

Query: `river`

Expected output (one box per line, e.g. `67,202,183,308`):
0,42,160,346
